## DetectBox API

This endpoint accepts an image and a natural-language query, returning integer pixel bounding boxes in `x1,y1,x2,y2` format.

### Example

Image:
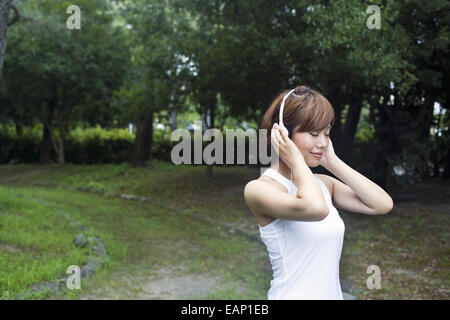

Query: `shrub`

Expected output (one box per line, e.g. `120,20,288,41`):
0,125,170,164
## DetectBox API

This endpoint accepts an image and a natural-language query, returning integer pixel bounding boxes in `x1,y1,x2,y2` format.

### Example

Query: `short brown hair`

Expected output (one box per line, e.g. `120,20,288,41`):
261,85,335,148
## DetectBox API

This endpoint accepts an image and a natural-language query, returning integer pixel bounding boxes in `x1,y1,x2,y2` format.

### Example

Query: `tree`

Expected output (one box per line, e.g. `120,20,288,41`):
1,0,130,164
365,0,449,185
0,0,20,78
115,0,192,167
170,0,448,186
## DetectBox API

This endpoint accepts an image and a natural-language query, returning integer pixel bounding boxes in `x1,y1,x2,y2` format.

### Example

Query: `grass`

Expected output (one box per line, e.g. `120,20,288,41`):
0,185,92,298
340,207,450,299
0,161,448,299
0,162,270,299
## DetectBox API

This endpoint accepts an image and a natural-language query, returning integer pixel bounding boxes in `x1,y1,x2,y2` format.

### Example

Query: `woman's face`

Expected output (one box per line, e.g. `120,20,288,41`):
291,126,331,167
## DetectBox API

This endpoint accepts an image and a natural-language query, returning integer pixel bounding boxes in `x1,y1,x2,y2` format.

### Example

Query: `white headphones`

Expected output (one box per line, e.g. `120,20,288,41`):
278,88,296,138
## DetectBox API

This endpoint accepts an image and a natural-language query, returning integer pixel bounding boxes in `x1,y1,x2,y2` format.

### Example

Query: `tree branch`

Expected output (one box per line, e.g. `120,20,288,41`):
8,4,52,30
7,4,19,26
43,118,60,155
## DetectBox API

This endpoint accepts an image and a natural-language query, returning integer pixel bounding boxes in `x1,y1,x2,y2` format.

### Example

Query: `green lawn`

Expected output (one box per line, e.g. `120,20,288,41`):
0,185,92,299
0,162,270,299
0,161,448,299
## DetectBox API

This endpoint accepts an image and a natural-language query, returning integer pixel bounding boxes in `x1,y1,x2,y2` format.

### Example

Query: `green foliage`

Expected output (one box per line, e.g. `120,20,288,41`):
386,136,435,188
68,125,134,144
354,105,375,143
0,0,448,184
111,0,191,124
0,125,174,164
0,0,131,132
0,136,40,163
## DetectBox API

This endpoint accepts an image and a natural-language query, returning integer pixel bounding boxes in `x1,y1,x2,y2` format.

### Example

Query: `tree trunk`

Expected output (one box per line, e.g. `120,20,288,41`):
327,89,346,158
38,118,53,164
443,153,450,179
330,104,345,159
42,110,65,165
343,103,362,146
56,139,65,164
55,111,66,165
219,104,228,132
205,96,217,179
0,0,12,78
131,112,154,167
15,122,22,137
373,142,391,189
38,104,54,165
168,103,177,131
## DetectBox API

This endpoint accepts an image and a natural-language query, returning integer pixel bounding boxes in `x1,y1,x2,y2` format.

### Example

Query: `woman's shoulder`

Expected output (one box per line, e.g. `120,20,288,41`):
244,176,291,215
255,175,290,193
243,178,285,227
244,176,288,197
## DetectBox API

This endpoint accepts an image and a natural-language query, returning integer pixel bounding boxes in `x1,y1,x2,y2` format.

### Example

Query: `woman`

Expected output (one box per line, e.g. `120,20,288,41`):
243,85,393,300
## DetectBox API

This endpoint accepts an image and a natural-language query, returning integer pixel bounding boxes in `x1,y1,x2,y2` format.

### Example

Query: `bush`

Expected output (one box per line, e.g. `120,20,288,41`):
0,133,41,164
1,124,444,191
386,136,436,188
0,125,172,165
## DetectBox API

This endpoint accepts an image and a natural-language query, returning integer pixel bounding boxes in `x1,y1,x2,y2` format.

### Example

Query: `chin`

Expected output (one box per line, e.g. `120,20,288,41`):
306,161,320,168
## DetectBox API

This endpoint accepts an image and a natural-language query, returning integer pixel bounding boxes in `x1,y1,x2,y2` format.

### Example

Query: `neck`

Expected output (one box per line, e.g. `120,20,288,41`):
270,160,293,182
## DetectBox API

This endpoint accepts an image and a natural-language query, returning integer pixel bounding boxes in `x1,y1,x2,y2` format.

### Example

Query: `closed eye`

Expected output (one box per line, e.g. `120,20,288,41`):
310,132,331,137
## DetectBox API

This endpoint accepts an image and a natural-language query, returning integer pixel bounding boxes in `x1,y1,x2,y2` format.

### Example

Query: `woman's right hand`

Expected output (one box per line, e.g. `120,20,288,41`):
271,123,305,169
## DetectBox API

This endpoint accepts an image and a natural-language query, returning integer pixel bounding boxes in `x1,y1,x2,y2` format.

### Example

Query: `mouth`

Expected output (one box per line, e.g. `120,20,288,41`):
310,152,323,159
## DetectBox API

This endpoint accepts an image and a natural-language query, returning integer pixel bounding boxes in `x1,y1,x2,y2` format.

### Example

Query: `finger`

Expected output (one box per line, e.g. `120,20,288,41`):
271,127,280,152
272,125,281,142
275,129,287,161
271,125,277,143
274,126,283,144
278,127,288,142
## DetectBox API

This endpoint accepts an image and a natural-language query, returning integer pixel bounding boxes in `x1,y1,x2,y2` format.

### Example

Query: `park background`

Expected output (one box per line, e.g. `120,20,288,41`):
0,0,448,299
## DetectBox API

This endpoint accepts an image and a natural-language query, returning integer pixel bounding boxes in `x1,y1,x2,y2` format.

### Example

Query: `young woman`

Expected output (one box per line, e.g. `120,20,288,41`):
244,85,393,300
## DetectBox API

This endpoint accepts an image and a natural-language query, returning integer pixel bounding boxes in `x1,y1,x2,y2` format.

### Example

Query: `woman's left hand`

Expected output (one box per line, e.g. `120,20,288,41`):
319,137,338,169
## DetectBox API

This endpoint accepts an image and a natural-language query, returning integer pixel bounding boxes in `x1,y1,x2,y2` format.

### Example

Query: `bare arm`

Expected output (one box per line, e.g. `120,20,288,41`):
244,177,328,222
291,159,328,215
323,157,393,215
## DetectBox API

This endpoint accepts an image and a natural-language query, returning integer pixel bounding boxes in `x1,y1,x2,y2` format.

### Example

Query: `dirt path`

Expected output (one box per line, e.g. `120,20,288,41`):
76,265,226,300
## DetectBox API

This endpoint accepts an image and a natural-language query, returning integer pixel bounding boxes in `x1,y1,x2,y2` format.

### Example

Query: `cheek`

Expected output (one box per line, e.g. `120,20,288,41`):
293,135,313,150
292,136,314,153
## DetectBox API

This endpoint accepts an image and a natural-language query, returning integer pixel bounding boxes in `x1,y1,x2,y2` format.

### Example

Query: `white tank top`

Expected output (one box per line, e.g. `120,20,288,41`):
259,168,345,300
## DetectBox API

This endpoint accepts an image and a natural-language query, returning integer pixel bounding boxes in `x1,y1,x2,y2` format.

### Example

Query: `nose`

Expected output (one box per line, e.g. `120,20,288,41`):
316,135,328,150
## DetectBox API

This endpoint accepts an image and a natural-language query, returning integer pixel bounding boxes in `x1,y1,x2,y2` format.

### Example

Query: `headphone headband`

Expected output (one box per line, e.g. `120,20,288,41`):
279,88,296,128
